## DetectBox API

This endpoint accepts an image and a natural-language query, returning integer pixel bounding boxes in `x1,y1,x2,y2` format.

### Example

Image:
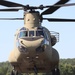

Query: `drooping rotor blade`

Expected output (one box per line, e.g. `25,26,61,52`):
50,3,75,7
41,0,69,15
0,0,25,7
44,3,75,8
0,18,24,20
43,18,75,22
0,7,23,11
0,9,18,11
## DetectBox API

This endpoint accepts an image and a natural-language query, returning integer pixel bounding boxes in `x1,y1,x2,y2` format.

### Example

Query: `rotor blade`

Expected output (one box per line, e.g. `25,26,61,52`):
0,7,23,11
0,9,19,11
44,3,75,8
41,0,69,15
0,18,24,20
50,3,75,7
0,0,24,7
43,18,75,22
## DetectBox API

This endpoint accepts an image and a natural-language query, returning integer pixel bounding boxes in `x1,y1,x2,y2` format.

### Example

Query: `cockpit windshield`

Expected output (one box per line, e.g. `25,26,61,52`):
18,30,44,38
29,31,34,36
19,31,28,38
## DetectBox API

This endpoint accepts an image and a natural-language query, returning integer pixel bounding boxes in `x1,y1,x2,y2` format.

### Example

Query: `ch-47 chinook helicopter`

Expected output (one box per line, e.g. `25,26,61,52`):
0,0,75,75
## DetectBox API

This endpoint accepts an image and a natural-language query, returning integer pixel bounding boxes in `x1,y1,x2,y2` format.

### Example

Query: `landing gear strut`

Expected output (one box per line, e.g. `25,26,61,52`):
33,65,38,75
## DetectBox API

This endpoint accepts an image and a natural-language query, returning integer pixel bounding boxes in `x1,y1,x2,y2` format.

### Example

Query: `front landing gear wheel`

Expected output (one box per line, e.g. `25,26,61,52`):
56,68,60,75
11,69,18,75
52,69,55,75
52,68,60,75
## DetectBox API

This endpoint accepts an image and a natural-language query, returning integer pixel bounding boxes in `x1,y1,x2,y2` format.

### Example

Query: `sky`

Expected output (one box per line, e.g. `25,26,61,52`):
0,0,75,62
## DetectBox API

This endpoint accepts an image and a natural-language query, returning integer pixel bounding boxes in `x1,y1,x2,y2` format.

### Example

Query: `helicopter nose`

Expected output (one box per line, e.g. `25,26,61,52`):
18,38,44,49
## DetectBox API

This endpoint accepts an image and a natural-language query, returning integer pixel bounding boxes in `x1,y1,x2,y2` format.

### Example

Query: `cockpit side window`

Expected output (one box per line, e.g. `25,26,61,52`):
36,31,44,36
19,31,28,38
43,28,49,40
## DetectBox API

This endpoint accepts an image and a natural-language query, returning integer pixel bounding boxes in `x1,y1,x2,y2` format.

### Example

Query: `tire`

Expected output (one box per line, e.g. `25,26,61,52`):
11,70,18,75
52,68,60,75
56,68,60,75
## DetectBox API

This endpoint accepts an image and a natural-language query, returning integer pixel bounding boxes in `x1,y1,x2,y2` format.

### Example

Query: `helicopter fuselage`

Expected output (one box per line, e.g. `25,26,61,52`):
9,27,59,73
8,12,59,73
0,0,71,74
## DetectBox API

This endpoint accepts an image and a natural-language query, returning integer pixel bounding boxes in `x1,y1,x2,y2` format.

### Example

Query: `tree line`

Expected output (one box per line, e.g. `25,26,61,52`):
0,58,75,75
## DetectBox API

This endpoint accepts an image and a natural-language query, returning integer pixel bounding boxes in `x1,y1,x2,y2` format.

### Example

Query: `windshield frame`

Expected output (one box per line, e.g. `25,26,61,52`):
18,30,44,38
